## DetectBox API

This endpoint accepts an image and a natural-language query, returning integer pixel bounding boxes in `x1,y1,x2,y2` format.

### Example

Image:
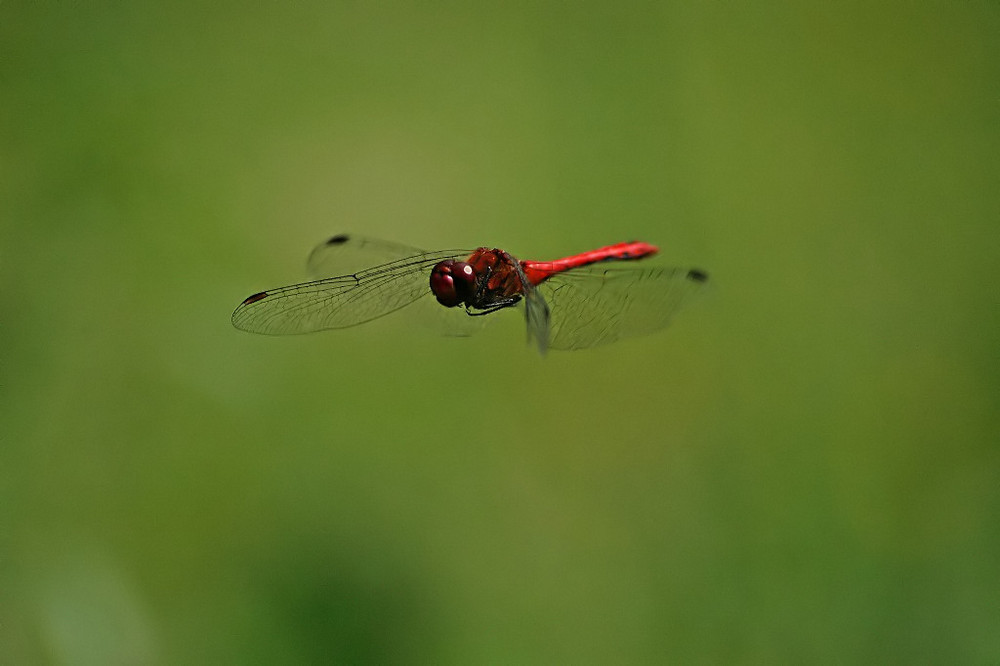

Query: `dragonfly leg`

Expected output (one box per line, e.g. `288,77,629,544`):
465,296,522,316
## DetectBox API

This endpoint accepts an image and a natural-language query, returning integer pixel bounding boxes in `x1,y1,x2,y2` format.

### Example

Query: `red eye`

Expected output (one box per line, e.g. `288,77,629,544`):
430,260,475,307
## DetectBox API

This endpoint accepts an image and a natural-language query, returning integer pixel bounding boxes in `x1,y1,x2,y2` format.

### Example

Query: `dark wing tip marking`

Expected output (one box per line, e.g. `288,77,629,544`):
241,291,269,305
686,269,709,283
325,234,350,245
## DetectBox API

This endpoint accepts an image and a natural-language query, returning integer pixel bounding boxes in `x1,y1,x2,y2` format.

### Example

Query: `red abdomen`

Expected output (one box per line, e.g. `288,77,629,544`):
520,241,658,285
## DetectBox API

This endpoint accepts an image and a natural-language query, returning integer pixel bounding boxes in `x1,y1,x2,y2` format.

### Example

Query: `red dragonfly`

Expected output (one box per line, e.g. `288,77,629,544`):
232,234,708,353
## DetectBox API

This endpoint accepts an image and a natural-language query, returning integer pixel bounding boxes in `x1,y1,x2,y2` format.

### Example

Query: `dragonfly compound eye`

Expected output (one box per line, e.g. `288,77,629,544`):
430,260,476,307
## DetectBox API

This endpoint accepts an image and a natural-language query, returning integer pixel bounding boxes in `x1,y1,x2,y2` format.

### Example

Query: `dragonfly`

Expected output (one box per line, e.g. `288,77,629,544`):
232,234,709,353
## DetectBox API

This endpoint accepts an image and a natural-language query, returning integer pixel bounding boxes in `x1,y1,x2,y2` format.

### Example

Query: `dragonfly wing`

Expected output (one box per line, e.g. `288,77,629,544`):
523,286,551,355
232,249,469,335
536,265,709,350
306,234,433,279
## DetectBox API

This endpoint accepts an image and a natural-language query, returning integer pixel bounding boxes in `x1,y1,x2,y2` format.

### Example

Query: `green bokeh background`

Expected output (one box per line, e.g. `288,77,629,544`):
3,3,998,663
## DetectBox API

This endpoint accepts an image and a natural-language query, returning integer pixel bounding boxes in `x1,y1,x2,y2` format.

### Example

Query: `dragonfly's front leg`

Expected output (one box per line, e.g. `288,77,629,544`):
465,295,522,316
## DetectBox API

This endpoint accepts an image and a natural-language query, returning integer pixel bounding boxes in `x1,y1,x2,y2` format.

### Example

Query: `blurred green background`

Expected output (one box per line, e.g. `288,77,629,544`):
3,2,998,663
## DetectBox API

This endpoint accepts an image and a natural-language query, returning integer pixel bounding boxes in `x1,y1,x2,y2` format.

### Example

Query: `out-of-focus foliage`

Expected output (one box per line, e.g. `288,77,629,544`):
2,3,997,663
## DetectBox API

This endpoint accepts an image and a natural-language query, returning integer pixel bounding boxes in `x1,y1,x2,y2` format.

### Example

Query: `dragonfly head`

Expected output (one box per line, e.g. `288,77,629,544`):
430,260,476,307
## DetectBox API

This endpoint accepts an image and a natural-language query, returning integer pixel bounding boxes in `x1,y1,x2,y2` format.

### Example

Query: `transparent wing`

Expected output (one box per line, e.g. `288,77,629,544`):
522,287,551,355
305,234,433,278
536,265,709,350
232,246,471,335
